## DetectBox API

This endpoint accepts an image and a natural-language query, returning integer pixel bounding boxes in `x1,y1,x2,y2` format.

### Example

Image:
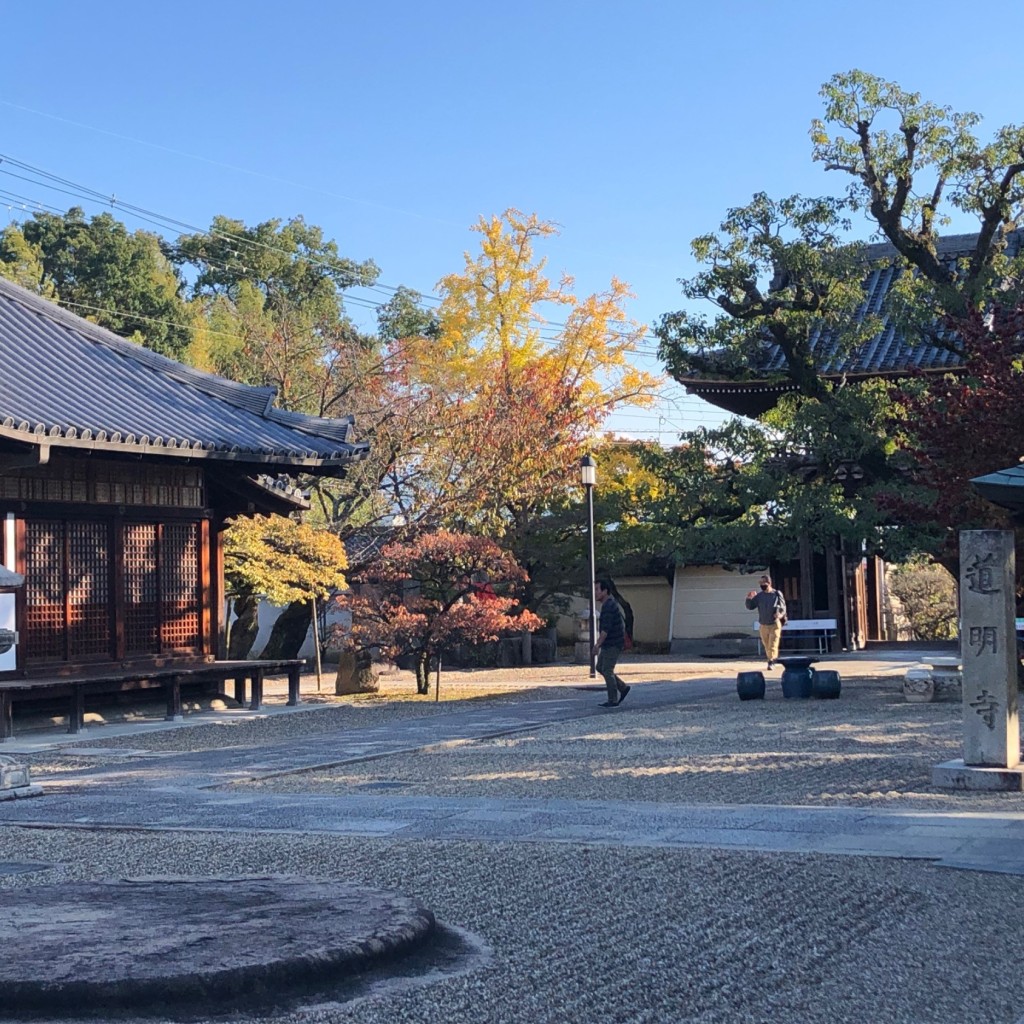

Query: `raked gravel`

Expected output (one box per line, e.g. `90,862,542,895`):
246,678,1024,811
0,826,1022,1024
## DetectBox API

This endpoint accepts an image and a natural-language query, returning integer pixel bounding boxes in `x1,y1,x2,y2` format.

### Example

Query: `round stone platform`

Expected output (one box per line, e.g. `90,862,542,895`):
0,876,436,1015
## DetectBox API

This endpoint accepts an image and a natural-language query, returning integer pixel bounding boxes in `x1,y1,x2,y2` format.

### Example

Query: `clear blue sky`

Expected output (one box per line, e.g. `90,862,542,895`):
3,0,1022,441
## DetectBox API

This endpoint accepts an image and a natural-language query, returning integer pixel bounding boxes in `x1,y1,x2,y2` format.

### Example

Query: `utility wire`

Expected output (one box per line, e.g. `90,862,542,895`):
0,153,670,352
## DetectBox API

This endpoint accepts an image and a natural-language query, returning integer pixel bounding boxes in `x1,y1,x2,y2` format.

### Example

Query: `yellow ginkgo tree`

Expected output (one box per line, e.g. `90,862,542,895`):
401,208,661,540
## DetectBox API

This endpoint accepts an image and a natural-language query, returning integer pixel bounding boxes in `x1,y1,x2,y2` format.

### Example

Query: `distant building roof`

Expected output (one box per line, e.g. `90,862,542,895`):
0,276,368,473
681,230,1024,417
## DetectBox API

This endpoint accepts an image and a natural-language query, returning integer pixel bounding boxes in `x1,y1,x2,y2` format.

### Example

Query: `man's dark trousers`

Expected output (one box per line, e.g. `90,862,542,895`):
597,645,626,703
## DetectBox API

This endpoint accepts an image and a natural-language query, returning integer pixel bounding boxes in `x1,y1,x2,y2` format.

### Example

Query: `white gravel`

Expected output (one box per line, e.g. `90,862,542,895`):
248,678,1019,811
6,664,1024,1023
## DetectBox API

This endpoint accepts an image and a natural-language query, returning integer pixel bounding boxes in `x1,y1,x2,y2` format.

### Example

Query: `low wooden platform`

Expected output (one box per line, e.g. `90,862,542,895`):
0,659,306,741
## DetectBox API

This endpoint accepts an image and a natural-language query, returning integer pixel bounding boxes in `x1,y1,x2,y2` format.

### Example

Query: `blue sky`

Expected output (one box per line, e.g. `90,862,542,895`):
3,0,1022,441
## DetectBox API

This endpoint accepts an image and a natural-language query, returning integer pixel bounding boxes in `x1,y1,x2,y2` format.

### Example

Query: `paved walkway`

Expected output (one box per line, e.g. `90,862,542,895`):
4,648,1023,876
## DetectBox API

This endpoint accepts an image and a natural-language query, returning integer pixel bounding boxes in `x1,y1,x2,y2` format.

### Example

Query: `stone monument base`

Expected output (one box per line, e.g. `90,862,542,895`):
0,756,42,800
933,759,1024,792
0,876,436,1014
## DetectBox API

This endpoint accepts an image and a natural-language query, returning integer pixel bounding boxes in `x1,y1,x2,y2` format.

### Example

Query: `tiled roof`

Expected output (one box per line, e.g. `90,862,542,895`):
0,276,369,472
971,464,1024,511
698,230,1024,380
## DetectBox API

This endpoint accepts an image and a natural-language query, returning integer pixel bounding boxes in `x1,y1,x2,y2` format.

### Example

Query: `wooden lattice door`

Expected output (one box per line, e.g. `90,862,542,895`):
160,522,200,652
24,520,65,662
67,521,111,658
24,519,112,663
124,523,159,655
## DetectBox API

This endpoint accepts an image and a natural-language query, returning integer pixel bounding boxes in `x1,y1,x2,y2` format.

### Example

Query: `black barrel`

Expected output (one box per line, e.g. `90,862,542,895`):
737,670,766,700
811,669,841,699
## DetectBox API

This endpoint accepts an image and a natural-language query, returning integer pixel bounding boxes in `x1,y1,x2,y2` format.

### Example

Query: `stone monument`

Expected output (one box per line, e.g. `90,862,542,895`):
934,530,1024,790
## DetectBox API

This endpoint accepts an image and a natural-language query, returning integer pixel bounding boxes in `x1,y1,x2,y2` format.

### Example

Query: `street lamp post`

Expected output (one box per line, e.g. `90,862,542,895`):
581,455,597,678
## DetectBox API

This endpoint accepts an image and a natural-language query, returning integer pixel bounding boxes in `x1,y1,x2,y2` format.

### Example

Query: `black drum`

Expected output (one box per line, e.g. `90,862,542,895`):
737,670,766,700
811,669,841,699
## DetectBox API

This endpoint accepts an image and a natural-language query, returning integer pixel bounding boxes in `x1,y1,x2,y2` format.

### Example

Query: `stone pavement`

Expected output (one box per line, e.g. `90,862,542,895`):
4,647,1023,874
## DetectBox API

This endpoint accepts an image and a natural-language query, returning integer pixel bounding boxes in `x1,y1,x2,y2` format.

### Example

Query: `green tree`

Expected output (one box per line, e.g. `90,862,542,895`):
887,559,958,640
0,207,191,356
171,215,380,414
655,71,1024,570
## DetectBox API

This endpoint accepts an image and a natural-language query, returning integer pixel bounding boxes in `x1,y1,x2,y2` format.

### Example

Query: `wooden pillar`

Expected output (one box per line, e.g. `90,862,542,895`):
0,690,11,741
825,540,842,651
165,675,183,721
68,686,85,734
287,663,301,707
798,536,815,619
249,669,264,711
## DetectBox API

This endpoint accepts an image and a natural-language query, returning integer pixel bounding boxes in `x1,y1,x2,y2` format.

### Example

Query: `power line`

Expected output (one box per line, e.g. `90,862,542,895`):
0,153,669,351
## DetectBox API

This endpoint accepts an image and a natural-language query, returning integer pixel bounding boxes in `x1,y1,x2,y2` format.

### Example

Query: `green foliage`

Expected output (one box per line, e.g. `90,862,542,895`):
171,216,381,415
656,193,877,397
887,559,958,640
653,70,1024,572
376,286,439,343
173,215,378,317
812,69,1024,325
0,207,191,356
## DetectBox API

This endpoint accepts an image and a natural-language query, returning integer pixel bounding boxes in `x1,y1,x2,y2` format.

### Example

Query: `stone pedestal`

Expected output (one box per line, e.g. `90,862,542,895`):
574,641,591,666
933,759,1024,791
0,755,42,800
903,668,935,702
931,667,963,702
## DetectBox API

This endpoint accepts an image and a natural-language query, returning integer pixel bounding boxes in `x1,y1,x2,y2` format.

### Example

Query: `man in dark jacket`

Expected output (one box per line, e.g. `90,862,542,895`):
745,575,787,670
594,578,630,707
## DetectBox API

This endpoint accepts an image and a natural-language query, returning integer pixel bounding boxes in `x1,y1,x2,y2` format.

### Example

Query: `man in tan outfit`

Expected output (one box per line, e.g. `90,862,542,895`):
745,575,787,670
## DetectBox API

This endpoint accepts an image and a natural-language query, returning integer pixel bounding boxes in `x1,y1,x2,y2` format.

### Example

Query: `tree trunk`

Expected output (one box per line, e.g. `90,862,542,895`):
260,600,311,660
415,652,431,695
228,594,260,660
311,596,322,691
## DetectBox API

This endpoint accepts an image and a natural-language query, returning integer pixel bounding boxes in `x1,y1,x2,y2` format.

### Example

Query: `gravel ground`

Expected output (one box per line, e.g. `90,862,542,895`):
247,678,1024,811
8,658,1024,1023
1,827,1022,1024
20,668,585,775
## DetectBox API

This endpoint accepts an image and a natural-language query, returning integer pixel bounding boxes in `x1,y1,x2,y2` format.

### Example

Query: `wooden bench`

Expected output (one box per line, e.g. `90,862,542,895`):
0,658,306,742
753,618,838,656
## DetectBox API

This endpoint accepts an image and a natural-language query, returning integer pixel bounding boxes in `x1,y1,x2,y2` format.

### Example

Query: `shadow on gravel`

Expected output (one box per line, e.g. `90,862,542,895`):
1,925,488,1024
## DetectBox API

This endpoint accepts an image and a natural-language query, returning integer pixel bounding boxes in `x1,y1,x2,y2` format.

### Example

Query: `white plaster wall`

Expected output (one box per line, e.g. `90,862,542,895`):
615,576,672,644
671,566,767,639
228,598,351,660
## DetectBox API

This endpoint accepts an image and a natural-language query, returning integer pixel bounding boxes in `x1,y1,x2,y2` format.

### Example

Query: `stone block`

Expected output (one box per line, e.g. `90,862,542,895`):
931,668,962,703
933,758,1024,792
0,756,41,799
903,668,934,703
574,640,591,665
0,760,30,790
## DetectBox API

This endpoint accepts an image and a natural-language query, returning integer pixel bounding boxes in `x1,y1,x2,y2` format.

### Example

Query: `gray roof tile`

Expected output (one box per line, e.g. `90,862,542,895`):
0,276,368,470
708,230,1024,380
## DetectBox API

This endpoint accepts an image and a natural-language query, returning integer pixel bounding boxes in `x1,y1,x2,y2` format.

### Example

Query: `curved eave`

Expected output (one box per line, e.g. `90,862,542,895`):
682,367,959,417
0,427,369,475
971,466,1024,512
